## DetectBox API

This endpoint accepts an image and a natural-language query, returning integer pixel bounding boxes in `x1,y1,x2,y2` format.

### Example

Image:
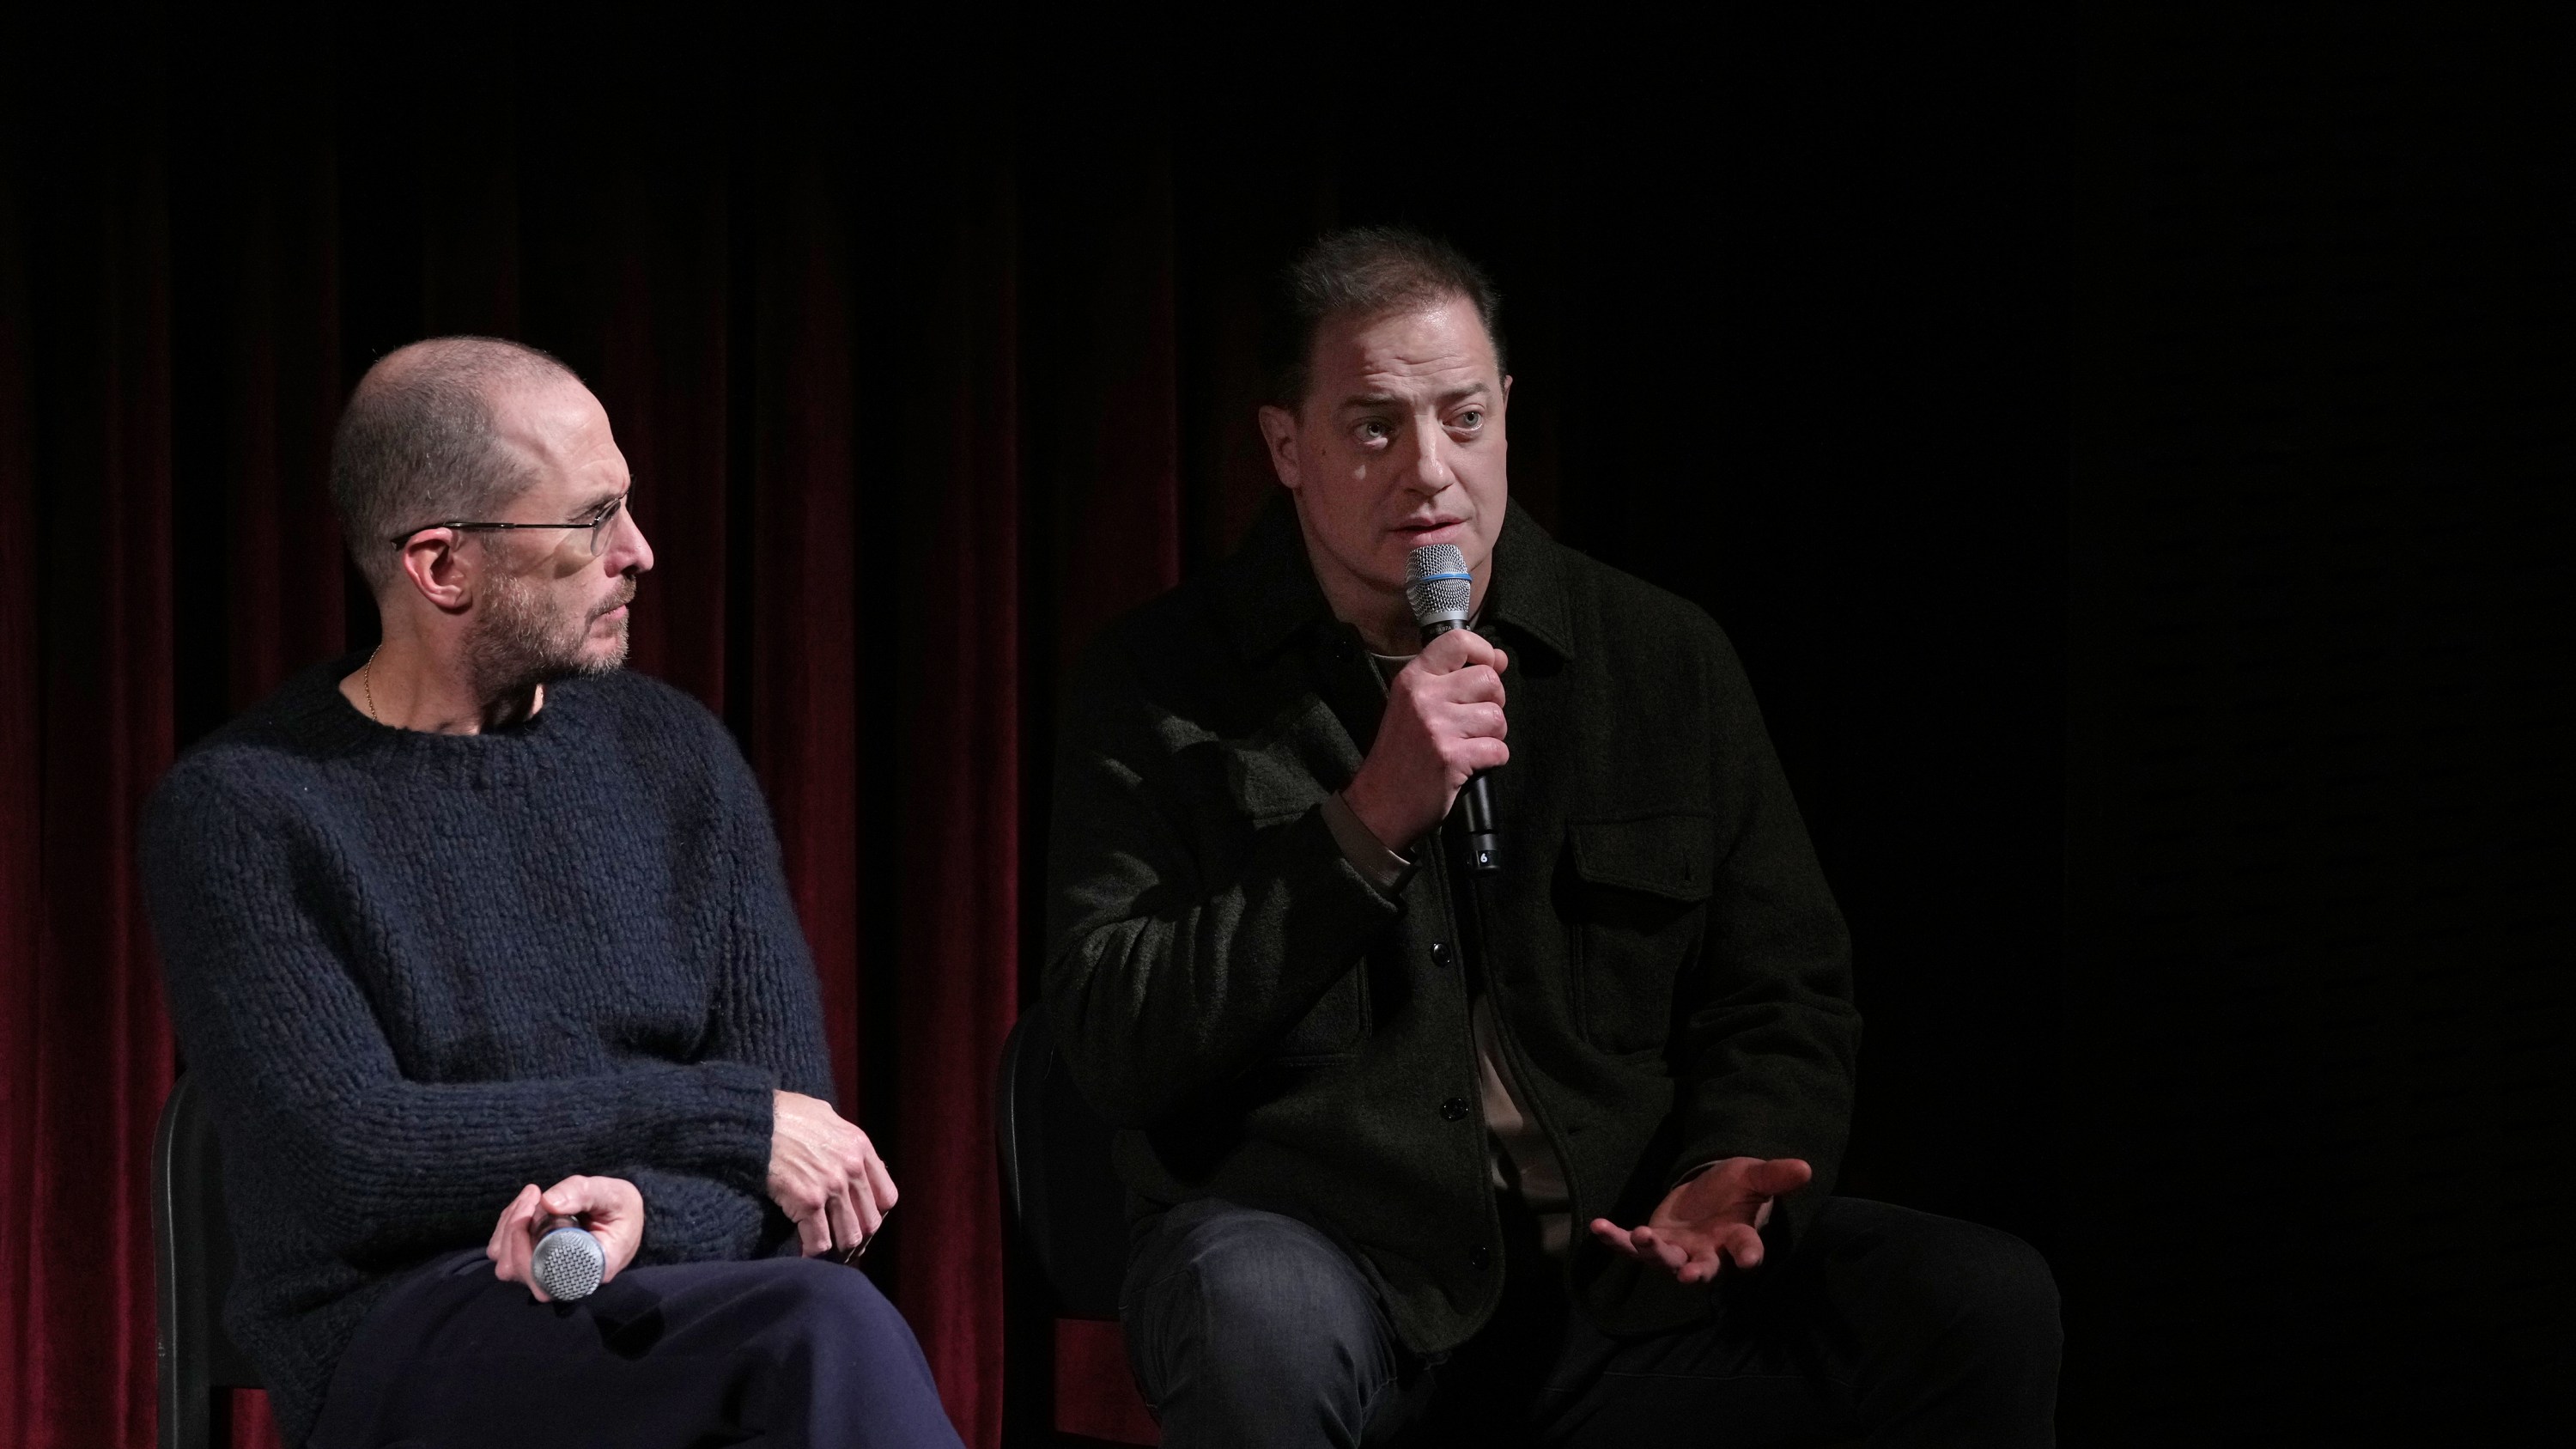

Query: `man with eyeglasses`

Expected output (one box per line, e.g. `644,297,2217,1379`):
141,337,963,1448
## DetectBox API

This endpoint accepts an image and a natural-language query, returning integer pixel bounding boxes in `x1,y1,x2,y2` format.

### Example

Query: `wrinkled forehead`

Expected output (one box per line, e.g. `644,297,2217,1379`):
1312,297,1500,404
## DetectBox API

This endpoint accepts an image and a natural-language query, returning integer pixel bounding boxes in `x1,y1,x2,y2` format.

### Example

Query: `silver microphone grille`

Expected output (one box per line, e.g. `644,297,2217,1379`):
1405,545,1472,630
532,1224,605,1301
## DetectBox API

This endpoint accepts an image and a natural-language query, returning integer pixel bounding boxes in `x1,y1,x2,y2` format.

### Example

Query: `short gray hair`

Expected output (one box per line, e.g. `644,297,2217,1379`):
1267,227,1507,408
330,337,579,592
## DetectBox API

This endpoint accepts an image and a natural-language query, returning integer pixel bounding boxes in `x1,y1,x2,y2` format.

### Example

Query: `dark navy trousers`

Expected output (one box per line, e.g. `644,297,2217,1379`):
1122,1195,2063,1448
309,1248,965,1449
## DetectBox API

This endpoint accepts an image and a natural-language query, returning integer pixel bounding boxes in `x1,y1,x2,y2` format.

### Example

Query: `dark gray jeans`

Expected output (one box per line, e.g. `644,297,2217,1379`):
1121,1195,2060,1448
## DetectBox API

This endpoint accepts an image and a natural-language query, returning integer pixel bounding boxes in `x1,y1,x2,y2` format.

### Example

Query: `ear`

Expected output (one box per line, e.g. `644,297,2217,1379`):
1257,404,1303,492
1499,374,1512,414
396,531,476,616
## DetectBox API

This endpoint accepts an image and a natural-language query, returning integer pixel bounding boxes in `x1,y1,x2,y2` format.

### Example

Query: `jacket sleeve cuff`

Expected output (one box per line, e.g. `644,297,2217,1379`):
1668,1157,1727,1190
1321,790,1415,896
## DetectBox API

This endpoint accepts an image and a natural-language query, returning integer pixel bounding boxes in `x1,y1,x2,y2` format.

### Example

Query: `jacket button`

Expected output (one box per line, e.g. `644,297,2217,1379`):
1431,941,1450,965
1440,1098,1471,1122
1467,1245,1492,1270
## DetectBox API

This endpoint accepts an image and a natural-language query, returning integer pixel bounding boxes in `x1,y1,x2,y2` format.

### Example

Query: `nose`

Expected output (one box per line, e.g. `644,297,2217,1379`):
1402,417,1454,496
608,505,654,577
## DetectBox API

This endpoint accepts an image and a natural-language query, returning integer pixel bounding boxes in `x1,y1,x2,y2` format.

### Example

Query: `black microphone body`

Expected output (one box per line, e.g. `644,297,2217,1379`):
1406,545,1502,874
1416,615,1503,874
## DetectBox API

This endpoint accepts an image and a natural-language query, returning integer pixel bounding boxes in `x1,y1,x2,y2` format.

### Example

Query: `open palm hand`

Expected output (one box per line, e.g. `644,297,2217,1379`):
1588,1156,1812,1285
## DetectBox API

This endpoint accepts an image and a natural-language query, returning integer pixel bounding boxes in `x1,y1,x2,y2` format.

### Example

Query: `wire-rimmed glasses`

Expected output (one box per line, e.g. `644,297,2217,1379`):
389,488,630,557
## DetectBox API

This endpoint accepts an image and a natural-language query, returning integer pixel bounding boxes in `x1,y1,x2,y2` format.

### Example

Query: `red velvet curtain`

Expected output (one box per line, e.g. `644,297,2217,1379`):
2,67,182,1449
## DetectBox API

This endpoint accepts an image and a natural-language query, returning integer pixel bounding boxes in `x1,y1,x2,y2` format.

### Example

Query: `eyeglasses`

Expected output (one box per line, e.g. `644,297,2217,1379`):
390,489,631,556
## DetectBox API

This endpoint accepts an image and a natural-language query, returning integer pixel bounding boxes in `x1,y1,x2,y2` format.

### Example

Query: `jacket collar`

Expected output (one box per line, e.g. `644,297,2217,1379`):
1218,493,1580,664
1485,502,1580,662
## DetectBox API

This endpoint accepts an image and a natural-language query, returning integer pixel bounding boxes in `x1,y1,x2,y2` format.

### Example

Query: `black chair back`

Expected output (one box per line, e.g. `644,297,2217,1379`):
994,1005,1130,1318
153,1074,263,1449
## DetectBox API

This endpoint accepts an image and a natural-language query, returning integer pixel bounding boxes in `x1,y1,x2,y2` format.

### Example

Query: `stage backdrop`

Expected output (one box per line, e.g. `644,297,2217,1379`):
11,12,2558,1446
1,10,2076,1449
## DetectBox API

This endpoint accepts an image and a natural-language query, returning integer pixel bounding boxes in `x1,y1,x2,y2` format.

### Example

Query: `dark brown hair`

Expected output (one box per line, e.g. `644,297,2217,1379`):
1267,226,1507,408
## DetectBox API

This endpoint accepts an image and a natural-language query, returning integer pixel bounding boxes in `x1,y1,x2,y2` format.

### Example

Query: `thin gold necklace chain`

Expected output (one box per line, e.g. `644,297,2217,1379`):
362,644,382,724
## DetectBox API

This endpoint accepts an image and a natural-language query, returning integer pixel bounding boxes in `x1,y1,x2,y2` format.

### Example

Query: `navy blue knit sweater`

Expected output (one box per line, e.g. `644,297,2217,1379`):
140,654,834,1447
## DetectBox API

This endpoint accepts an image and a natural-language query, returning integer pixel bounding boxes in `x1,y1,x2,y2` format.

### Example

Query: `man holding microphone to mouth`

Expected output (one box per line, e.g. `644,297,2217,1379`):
1047,228,2062,1446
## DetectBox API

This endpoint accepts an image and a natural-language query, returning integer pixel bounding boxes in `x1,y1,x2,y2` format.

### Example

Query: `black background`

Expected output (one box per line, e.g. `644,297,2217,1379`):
2062,9,2570,1439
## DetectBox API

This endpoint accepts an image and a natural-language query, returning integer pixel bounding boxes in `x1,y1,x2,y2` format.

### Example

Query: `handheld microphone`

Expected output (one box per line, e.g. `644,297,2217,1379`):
1405,545,1501,874
530,1217,605,1301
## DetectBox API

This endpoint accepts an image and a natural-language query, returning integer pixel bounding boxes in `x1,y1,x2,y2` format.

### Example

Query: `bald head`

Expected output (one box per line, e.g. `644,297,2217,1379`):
331,337,583,594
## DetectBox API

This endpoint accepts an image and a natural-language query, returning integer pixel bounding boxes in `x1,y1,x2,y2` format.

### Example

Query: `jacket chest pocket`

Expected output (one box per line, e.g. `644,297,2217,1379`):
1272,962,1368,1062
1209,790,1366,1065
1563,813,1714,1055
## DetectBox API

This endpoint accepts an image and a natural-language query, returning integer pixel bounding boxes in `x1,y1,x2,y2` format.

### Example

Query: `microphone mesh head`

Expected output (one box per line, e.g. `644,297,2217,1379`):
1405,545,1473,630
532,1224,605,1301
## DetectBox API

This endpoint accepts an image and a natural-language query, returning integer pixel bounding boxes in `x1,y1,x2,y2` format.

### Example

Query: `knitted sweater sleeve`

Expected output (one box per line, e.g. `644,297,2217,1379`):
699,734,839,1106
143,759,784,1266
600,730,844,1266
615,1166,782,1265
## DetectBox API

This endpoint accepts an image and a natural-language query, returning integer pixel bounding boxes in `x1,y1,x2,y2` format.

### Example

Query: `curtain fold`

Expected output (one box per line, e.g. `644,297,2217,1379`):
893,152,1022,1449
744,149,865,1117
185,100,344,715
3,103,180,1449
0,87,45,1449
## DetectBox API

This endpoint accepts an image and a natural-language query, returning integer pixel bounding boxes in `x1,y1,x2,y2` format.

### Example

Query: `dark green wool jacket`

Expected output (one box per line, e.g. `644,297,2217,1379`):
1045,497,1857,1352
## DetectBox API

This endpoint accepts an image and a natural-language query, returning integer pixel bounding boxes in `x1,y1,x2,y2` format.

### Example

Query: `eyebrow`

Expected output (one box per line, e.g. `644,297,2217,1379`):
1336,383,1491,412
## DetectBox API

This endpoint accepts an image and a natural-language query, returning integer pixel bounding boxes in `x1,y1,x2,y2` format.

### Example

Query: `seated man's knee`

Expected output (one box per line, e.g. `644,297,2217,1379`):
1126,1206,1389,1413
1946,1223,2061,1352
1834,1196,2071,1340
1867,1210,2063,1352
736,1257,909,1354
799,1252,900,1309
696,1257,956,1446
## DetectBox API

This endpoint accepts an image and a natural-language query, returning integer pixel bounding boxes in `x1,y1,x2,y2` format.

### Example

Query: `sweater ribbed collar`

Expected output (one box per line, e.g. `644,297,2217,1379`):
251,648,585,760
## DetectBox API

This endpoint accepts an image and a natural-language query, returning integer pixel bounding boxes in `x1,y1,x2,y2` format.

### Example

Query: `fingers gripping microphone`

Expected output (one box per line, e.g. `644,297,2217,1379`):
1406,545,1502,874
531,1218,605,1301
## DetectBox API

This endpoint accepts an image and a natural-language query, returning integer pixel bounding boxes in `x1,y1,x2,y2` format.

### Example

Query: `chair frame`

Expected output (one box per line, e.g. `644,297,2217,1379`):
153,1074,264,1449
995,1006,1160,1445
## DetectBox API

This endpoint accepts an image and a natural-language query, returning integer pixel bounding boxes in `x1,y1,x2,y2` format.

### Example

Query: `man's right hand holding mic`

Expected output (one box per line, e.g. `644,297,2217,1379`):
1340,628,1512,854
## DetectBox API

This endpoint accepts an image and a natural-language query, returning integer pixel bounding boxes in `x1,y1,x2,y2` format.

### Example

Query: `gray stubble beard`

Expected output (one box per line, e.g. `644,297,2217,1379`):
465,570,629,706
